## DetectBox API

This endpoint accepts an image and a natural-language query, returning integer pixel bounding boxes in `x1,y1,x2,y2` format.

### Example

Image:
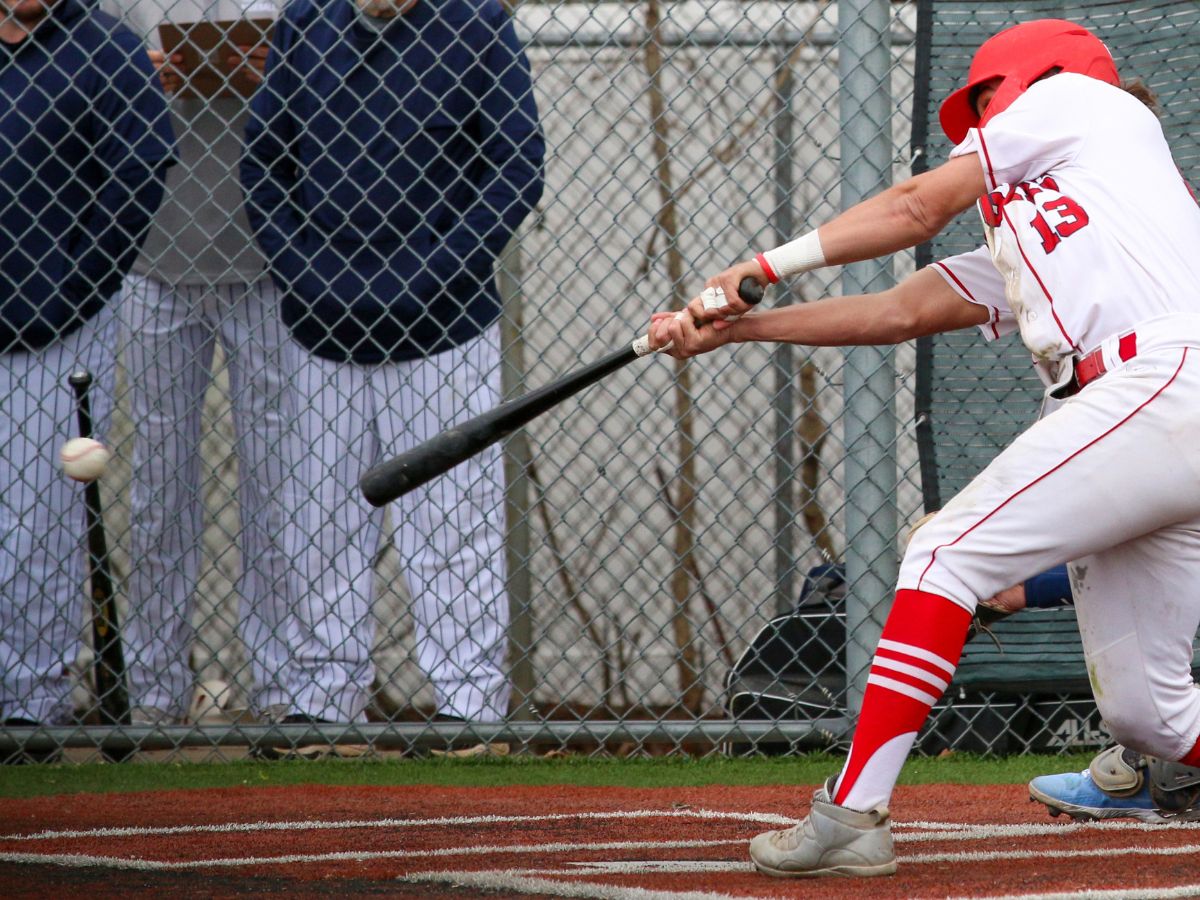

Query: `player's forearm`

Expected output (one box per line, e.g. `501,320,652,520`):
820,182,952,265
725,266,986,347
760,157,985,280
728,291,917,347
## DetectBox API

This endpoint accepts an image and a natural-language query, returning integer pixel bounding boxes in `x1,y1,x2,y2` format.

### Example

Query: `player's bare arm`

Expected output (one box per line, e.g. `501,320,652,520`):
650,265,989,358
670,152,989,331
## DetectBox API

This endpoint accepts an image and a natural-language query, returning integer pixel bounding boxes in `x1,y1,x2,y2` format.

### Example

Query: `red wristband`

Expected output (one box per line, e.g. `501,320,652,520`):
755,252,780,284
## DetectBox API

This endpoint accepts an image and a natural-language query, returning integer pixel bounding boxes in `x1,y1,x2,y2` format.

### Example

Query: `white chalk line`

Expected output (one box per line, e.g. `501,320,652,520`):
402,869,743,900
0,807,792,843
895,820,1200,844
905,843,1200,864
5,835,1198,874
0,838,741,871
900,819,1200,833
401,842,1200,874
8,810,1197,846
405,869,1200,900
4,807,1196,900
948,887,1200,900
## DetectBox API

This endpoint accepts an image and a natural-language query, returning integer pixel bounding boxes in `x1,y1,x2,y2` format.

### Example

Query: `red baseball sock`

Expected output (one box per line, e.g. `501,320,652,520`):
832,589,972,812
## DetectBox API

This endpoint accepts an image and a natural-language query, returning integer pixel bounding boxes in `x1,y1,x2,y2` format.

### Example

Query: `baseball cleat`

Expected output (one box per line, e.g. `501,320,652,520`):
1028,770,1170,823
748,779,897,878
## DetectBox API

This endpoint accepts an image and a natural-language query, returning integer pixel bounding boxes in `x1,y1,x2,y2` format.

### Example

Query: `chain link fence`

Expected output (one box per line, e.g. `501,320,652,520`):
2,0,1196,763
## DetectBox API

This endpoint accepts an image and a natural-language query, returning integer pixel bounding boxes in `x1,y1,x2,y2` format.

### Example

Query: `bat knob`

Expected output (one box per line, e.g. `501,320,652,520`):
68,370,93,391
737,277,765,306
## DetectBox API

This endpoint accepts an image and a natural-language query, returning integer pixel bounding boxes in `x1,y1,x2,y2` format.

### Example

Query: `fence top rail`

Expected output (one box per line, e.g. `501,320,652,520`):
515,1,916,49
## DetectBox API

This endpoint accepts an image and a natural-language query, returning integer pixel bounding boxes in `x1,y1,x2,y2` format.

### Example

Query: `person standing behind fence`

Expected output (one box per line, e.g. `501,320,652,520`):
0,0,174,737
101,0,298,727
242,0,544,749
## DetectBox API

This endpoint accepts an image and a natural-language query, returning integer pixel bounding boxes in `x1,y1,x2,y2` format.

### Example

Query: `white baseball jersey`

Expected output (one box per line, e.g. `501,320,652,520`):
898,71,1200,765
933,73,1200,383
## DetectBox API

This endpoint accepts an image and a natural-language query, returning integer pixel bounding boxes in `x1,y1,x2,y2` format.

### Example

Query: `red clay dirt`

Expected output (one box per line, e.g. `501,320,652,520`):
1,782,1198,898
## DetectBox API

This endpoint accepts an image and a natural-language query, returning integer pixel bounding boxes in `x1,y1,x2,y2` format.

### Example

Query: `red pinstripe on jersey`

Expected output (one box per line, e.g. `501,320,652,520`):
975,129,1078,350
977,128,999,191
998,202,1077,349
932,260,1001,339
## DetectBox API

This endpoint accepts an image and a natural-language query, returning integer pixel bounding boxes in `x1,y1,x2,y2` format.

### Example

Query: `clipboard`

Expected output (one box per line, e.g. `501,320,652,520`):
158,18,275,99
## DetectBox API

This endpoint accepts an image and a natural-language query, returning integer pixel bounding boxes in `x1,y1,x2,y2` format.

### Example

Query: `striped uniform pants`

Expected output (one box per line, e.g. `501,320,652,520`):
119,275,296,720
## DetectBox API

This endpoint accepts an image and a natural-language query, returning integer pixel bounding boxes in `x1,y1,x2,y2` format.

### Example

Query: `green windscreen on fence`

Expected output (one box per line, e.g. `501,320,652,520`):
913,0,1200,510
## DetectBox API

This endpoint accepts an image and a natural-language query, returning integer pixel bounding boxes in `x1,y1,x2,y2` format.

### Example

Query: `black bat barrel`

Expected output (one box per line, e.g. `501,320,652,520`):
361,344,638,506
359,277,764,507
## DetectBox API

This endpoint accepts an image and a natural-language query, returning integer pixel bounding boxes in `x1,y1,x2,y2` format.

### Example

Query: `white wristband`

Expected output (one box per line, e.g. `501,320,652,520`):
759,230,826,281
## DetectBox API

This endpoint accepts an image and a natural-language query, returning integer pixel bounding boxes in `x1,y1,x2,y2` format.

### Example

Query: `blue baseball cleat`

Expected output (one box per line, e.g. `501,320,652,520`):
1029,764,1169,824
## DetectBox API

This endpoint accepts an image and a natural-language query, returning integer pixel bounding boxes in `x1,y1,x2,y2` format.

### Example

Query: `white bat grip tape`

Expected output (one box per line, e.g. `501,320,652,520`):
632,334,657,356
633,310,688,356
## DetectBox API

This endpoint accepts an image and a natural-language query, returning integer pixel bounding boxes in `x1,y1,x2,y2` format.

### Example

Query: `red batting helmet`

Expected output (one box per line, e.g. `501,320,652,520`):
938,19,1119,144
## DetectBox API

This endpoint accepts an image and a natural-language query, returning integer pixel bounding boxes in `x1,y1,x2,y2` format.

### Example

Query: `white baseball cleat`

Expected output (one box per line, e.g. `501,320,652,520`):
748,779,897,878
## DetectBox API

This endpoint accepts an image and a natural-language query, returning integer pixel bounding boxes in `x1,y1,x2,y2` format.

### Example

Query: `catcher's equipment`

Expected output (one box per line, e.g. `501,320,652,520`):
1088,744,1200,818
1089,743,1146,797
1146,756,1200,817
939,18,1120,143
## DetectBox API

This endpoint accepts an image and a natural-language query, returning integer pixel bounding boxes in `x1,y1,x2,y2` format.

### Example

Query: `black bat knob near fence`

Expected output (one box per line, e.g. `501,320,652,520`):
359,277,765,507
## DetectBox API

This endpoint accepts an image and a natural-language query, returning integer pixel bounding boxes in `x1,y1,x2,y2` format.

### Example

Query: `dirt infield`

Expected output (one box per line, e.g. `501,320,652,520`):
1,782,1199,898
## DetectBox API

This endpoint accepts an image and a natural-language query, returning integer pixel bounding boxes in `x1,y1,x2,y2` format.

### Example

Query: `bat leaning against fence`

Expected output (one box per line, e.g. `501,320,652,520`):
68,370,131,726
359,277,765,507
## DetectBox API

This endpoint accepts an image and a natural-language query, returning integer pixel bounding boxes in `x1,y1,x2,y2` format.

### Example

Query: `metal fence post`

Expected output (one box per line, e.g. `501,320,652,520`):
839,0,897,715
498,239,535,722
771,45,798,618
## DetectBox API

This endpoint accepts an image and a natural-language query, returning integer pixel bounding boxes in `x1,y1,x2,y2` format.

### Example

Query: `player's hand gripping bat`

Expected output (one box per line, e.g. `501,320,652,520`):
68,370,131,726
359,277,765,507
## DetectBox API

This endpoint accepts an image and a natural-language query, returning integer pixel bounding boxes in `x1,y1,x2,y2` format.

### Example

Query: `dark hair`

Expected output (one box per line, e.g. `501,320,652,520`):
1122,78,1160,115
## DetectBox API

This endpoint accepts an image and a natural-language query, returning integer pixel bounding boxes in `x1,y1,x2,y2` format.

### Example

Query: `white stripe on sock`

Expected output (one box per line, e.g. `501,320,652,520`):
876,638,956,676
871,656,950,694
867,673,939,706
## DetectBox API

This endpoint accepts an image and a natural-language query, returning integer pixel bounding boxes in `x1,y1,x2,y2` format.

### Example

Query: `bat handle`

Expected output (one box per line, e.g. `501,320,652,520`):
68,370,95,437
633,275,766,356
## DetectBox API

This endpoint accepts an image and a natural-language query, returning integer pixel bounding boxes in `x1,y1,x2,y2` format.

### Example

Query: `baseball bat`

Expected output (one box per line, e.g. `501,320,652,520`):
360,277,764,507
68,370,131,726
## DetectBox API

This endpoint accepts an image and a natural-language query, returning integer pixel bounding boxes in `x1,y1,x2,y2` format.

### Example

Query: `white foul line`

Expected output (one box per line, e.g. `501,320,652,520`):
0,808,792,843
0,838,741,871
402,870,743,900
405,869,1200,900
906,843,1200,864
949,886,1200,900
895,820,1200,844
5,837,1199,875
11,811,1195,846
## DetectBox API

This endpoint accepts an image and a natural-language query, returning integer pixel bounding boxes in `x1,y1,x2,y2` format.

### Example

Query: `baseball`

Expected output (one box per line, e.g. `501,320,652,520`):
59,437,111,482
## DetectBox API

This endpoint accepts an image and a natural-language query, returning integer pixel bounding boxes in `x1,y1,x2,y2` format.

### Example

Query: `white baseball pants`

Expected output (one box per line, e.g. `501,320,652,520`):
902,321,1200,760
119,275,296,720
0,304,117,724
284,325,510,723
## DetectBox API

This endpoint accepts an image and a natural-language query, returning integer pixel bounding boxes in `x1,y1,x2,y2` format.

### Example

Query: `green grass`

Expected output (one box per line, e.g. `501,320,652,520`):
0,752,1096,799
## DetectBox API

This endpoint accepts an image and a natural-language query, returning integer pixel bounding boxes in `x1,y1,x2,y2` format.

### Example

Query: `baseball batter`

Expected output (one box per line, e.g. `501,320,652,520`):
650,19,1200,878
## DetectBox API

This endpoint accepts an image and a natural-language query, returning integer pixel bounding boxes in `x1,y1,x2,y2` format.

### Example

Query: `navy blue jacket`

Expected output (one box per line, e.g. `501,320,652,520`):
242,0,545,364
0,0,175,353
